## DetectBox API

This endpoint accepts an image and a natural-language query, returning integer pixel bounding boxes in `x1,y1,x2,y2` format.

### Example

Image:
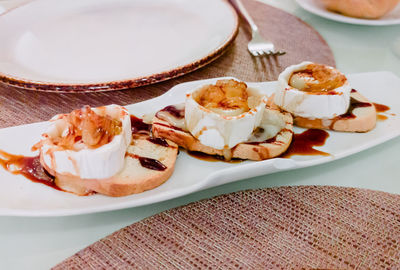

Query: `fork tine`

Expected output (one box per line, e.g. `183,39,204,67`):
249,49,286,57
235,0,286,58
263,50,273,56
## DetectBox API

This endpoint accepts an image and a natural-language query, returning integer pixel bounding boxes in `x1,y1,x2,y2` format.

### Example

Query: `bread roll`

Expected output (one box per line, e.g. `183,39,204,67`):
322,0,400,19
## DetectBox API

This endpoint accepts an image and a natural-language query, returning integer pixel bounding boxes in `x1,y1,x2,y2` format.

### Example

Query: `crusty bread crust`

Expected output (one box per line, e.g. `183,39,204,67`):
291,90,377,132
41,135,178,196
152,111,293,161
322,0,400,19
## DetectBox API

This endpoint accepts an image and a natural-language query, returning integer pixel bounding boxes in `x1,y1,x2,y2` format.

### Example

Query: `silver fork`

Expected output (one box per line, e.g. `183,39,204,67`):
232,0,286,57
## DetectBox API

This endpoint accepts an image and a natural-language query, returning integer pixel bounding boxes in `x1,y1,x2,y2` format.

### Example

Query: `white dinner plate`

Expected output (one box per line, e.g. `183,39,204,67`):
0,0,238,91
296,0,400,25
0,71,399,216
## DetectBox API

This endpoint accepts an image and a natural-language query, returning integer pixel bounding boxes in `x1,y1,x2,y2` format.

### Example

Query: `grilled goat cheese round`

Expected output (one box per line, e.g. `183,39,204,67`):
39,104,131,179
185,79,266,150
274,62,351,119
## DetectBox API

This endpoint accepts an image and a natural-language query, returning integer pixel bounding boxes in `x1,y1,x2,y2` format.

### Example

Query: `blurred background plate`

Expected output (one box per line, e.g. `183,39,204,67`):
296,0,400,25
0,0,238,92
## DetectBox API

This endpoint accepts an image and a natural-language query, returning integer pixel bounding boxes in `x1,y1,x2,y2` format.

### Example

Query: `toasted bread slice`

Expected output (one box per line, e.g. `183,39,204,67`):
288,90,377,132
42,135,178,197
152,107,293,161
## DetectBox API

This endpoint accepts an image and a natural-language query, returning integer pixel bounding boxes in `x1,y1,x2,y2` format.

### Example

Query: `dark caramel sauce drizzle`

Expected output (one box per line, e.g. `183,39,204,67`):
139,157,166,171
130,115,172,148
339,90,391,123
0,150,61,191
282,129,330,158
130,115,151,134
187,151,243,163
245,128,293,146
154,122,184,132
147,137,169,147
325,89,375,129
157,105,185,119
336,96,372,120
129,115,170,170
245,136,279,145
126,153,167,171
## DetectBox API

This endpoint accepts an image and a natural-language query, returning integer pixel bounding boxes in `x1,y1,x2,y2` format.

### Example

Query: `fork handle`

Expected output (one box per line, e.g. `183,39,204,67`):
231,0,259,33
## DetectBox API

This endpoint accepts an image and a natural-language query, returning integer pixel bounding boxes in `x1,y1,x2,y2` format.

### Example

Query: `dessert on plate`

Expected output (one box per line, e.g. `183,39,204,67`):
33,105,178,196
153,79,293,161
273,62,376,132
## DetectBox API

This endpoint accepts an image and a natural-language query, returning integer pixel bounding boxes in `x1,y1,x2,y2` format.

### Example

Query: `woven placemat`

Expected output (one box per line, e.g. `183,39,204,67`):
0,0,334,128
54,186,400,269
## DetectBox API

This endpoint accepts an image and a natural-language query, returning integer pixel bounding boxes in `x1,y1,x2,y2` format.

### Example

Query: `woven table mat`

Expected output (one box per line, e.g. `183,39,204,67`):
0,0,334,128
54,186,400,269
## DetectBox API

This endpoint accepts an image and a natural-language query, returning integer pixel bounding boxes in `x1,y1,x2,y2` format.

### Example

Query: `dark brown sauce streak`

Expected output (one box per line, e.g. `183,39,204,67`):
187,151,243,163
245,129,293,145
154,122,184,132
130,115,151,134
336,97,372,120
129,115,170,168
245,137,277,145
0,150,61,191
328,91,373,129
130,115,175,147
126,153,167,171
282,129,330,158
147,137,170,147
157,105,185,119
330,91,391,126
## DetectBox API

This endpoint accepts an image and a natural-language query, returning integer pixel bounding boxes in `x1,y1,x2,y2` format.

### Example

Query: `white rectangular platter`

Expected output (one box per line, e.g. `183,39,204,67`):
0,71,399,216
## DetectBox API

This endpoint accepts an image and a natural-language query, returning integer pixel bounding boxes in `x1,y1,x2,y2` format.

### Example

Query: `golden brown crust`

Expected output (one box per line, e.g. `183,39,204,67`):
322,0,400,19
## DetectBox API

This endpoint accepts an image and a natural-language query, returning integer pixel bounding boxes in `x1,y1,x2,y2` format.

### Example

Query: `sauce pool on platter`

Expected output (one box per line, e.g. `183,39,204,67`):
281,129,330,158
0,150,62,191
373,102,391,122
